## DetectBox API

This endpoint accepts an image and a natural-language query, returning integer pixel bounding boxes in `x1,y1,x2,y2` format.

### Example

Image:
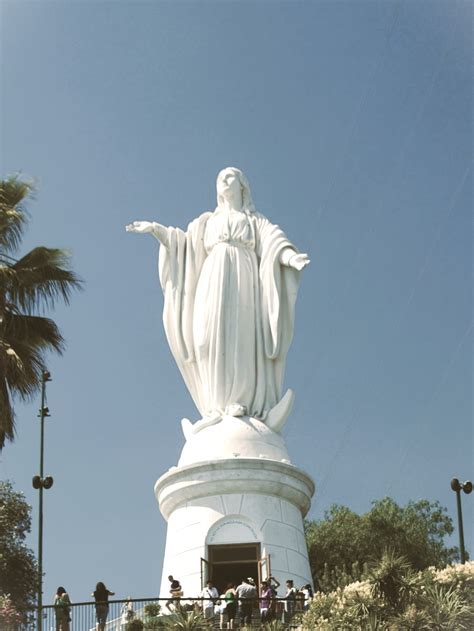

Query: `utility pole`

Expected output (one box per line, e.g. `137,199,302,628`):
33,371,54,631
450,478,472,564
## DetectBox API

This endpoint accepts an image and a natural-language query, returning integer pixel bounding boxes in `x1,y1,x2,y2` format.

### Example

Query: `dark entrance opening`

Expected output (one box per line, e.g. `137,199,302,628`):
207,543,260,594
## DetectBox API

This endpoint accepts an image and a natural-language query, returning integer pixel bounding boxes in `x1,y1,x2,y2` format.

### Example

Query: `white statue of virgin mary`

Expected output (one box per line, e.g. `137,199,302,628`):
127,167,309,431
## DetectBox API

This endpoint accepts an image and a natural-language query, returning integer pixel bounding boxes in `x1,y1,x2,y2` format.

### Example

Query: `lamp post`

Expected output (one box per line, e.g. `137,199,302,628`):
33,370,54,631
450,478,472,564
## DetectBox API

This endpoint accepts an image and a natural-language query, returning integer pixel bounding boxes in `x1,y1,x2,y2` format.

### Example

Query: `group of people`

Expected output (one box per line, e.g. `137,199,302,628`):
53,582,115,631
243,577,313,625
199,578,252,629
166,575,313,628
54,575,314,630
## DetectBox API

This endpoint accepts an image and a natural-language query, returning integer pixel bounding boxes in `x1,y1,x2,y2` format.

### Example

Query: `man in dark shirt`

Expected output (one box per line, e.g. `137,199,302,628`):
165,575,183,611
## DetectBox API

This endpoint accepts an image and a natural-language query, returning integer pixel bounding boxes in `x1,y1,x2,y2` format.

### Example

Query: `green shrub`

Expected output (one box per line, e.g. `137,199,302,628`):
262,621,287,631
144,602,161,617
418,583,474,630
125,620,144,631
0,595,24,626
161,610,206,629
301,561,474,630
387,603,429,630
428,560,474,604
368,549,420,611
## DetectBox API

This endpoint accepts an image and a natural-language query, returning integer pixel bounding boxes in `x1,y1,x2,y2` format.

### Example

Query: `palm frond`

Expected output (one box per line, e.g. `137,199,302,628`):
1,312,64,398
9,247,83,311
0,377,15,448
0,263,17,291
3,310,65,353
0,176,32,254
2,340,47,399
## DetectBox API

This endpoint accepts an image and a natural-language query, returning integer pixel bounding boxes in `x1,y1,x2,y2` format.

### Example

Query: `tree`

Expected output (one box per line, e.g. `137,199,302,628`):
305,497,458,592
0,594,24,627
0,480,38,616
0,175,81,448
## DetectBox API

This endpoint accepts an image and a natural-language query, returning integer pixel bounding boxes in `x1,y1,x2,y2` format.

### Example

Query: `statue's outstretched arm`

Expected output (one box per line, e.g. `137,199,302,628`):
280,247,310,271
125,221,169,247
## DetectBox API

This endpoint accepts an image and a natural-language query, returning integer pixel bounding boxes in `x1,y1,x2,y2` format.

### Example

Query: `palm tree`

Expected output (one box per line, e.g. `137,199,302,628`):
0,175,81,448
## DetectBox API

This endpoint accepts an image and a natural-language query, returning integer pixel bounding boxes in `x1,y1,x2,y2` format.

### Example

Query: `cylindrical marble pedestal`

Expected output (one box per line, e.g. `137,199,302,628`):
155,457,315,597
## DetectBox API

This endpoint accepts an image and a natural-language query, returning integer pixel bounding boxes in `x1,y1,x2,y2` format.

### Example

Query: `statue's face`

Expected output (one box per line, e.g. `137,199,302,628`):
217,169,242,201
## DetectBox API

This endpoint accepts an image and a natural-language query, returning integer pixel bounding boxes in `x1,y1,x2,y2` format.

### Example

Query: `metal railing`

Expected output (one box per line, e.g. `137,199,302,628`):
26,595,306,630
38,597,165,631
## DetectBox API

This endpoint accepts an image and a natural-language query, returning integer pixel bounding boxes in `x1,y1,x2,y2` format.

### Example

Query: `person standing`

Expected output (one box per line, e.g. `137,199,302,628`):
53,586,71,631
268,575,281,620
92,581,115,631
259,580,273,622
236,577,257,626
200,579,219,623
222,583,237,629
300,583,313,610
283,579,297,623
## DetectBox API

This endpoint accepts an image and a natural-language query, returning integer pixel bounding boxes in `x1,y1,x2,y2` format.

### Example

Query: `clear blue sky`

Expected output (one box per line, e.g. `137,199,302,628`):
1,0,472,604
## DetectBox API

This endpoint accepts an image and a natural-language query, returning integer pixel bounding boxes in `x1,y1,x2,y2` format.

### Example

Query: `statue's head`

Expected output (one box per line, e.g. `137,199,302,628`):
216,167,255,214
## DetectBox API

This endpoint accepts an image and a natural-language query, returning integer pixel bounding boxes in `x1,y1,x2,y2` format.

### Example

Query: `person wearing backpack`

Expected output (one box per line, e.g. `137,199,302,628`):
53,586,71,631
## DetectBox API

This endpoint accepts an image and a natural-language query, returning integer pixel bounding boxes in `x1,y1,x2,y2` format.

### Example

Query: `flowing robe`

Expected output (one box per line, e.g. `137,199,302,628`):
158,209,301,420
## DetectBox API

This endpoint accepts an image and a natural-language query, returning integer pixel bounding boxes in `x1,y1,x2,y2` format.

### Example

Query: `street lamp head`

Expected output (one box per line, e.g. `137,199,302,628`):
462,481,473,494
451,478,461,492
43,476,54,490
32,475,54,489
43,371,52,382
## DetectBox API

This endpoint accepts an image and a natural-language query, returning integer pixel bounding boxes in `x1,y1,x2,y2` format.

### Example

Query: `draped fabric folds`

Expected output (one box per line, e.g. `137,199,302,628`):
158,210,301,420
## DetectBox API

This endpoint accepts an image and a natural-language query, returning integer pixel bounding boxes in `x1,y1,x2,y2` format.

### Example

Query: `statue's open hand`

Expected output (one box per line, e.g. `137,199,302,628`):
289,253,310,271
125,220,154,234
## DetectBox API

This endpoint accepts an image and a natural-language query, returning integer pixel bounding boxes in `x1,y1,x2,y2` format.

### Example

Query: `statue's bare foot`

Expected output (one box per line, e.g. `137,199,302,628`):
225,403,247,417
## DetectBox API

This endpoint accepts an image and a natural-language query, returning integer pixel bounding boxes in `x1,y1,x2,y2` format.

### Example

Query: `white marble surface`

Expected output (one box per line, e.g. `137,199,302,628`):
178,414,292,466
155,459,315,598
128,168,314,597
127,167,309,430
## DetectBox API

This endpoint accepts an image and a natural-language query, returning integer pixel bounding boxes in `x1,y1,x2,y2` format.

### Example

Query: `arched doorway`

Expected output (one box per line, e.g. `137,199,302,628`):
206,543,260,593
